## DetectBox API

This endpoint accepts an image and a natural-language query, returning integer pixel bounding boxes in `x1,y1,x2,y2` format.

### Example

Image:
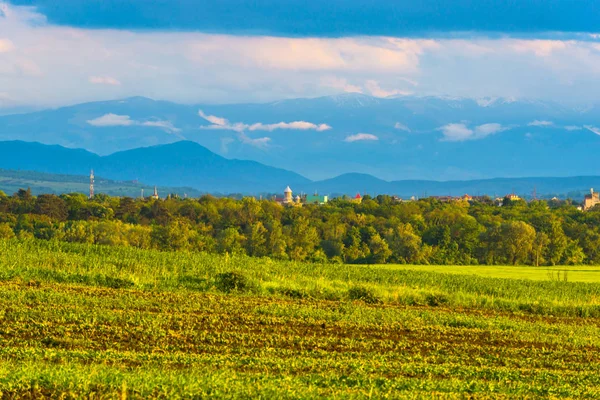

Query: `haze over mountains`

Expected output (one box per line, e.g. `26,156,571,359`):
2,94,600,182
1,140,600,199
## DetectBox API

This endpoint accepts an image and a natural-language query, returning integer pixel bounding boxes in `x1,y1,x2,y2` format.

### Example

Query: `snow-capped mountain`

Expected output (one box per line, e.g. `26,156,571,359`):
1,94,600,181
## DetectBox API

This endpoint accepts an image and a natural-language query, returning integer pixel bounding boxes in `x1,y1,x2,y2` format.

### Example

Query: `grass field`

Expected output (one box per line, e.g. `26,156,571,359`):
1,239,600,398
378,264,600,283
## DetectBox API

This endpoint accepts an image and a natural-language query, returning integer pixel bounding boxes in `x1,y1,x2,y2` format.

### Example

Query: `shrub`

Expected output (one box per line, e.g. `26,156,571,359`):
425,292,449,307
348,285,381,304
279,287,307,299
95,275,135,289
215,271,256,293
0,223,15,239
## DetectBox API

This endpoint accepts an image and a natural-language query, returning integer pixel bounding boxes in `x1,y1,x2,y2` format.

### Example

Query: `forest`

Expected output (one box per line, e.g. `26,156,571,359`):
0,188,598,266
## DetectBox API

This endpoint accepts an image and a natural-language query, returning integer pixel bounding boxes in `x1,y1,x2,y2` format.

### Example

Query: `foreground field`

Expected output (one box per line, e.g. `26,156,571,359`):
1,239,600,398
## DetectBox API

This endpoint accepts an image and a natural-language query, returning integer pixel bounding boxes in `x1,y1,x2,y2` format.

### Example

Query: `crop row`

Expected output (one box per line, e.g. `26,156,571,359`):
1,280,599,398
1,239,600,318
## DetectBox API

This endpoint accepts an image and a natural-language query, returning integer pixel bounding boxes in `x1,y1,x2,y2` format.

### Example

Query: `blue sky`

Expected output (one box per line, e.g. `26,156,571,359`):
8,0,600,36
1,0,600,109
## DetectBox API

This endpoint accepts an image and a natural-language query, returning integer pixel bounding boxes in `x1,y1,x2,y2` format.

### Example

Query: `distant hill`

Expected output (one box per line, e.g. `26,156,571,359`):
0,169,203,198
0,140,597,199
305,173,600,200
0,140,309,194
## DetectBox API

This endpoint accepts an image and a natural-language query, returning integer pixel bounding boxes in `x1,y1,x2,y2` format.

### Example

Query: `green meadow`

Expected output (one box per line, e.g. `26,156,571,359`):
1,238,600,398
377,264,600,283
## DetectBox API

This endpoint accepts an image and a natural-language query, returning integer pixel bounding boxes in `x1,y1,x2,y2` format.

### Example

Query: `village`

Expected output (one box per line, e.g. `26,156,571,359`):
89,170,600,211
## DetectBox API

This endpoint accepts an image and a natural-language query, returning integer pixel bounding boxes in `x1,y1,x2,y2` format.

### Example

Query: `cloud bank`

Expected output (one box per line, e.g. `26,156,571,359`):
2,2,600,108
87,113,182,135
439,122,507,141
198,110,331,133
345,133,379,142
89,76,121,86
528,120,554,127
394,122,411,132
87,114,133,127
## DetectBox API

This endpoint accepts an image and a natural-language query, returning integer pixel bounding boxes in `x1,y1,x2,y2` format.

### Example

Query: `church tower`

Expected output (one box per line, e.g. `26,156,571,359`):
152,186,159,200
284,186,293,204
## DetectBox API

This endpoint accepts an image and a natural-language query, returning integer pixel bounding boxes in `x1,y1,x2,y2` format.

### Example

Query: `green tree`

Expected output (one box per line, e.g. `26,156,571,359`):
244,221,268,257
217,227,245,255
285,217,319,261
500,221,536,265
368,233,392,264
385,223,422,264
532,231,549,267
34,194,68,221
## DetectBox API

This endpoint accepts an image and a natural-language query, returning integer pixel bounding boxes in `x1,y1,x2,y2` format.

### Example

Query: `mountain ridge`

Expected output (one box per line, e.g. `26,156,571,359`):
0,140,599,199
2,94,600,181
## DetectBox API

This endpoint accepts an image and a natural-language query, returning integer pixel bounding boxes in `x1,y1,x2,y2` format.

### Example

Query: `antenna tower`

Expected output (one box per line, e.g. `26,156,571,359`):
89,169,95,199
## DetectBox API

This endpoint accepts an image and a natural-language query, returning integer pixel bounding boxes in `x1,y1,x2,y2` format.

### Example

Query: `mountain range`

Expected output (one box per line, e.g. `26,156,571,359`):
2,94,600,182
1,140,599,199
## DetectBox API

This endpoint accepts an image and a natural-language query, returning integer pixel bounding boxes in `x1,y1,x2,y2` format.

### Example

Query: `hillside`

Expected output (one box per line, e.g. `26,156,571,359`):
0,140,599,198
0,169,203,198
0,141,309,194
309,173,600,199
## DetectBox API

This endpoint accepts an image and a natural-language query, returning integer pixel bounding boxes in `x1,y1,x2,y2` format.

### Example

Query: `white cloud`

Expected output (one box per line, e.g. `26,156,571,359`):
321,76,363,93
87,114,134,127
188,36,436,73
474,123,505,137
584,125,600,136
0,38,14,53
239,132,271,148
199,109,331,133
510,40,568,57
198,110,228,126
439,122,507,141
249,121,331,132
528,120,554,127
200,123,247,133
439,123,473,141
141,120,181,133
87,113,182,135
344,133,379,142
365,80,412,97
565,125,583,131
394,122,411,132
4,2,600,107
89,76,121,86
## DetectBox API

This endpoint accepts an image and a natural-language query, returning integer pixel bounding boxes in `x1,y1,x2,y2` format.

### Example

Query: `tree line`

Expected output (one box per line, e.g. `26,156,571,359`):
0,188,598,265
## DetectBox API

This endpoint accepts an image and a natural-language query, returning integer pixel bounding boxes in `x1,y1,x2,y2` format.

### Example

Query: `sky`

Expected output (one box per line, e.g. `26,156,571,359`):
1,0,600,110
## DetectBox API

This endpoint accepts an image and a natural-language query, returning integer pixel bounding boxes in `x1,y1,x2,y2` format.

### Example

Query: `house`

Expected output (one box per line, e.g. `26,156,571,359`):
583,188,600,211
461,194,473,201
304,194,328,205
504,193,521,201
351,193,363,204
430,196,454,203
